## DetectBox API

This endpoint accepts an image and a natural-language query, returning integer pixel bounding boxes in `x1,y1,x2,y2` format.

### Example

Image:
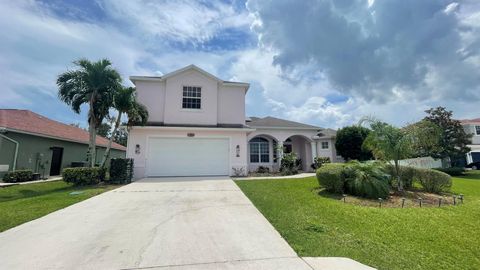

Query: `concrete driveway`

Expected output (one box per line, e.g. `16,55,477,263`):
0,177,373,270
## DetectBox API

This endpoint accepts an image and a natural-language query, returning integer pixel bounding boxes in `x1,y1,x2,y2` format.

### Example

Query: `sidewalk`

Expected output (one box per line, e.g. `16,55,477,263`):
233,172,315,181
0,177,62,187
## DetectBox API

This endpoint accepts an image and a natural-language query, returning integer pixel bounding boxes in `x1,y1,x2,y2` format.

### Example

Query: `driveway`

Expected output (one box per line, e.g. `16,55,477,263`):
0,177,372,270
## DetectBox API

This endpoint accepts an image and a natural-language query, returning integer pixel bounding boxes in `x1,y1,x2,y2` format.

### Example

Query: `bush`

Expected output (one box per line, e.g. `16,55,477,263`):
256,166,270,174
311,157,331,170
434,167,465,176
415,168,452,193
281,152,300,175
343,162,390,199
3,170,33,183
109,158,134,184
316,163,345,193
384,164,416,189
62,167,105,186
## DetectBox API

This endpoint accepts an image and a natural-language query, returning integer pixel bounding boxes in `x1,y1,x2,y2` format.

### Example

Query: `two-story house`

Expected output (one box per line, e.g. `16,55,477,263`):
461,118,480,165
127,65,339,178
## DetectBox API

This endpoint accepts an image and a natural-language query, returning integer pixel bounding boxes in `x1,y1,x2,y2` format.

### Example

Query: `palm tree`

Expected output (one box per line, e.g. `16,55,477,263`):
57,58,121,167
362,120,412,191
99,87,148,168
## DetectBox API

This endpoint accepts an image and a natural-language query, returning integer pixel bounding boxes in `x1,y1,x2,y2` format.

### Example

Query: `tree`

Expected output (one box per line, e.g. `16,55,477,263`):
362,120,414,191
335,126,373,161
96,122,112,138
423,107,471,166
403,120,442,158
112,127,128,147
57,58,121,167
99,87,148,168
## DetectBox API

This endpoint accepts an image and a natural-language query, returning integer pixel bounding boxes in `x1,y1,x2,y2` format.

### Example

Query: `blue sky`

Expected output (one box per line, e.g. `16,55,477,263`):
1,0,480,129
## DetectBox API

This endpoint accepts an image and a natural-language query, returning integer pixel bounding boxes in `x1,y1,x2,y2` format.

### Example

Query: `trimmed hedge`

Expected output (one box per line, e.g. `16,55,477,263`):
316,164,345,193
109,158,134,184
384,164,416,189
415,168,452,193
2,170,33,183
434,167,465,176
62,167,105,186
311,157,331,170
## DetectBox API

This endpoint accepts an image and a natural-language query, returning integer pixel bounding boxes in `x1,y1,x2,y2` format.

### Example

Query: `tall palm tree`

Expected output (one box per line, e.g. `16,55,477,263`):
57,58,121,167
99,87,148,168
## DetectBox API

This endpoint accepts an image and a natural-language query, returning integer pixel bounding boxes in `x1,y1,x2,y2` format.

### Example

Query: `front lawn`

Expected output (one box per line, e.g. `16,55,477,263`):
0,181,117,232
235,171,480,270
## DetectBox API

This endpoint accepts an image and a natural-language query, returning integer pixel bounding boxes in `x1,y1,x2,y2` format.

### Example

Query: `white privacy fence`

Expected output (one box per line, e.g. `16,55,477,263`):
395,157,442,169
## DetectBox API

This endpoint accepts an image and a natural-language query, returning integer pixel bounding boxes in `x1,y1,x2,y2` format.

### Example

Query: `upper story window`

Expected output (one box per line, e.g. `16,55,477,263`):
476,125,480,135
321,141,329,149
182,86,201,109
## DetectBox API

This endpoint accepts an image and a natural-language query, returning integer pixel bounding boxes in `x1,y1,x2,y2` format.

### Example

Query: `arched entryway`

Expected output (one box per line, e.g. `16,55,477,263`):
283,135,313,172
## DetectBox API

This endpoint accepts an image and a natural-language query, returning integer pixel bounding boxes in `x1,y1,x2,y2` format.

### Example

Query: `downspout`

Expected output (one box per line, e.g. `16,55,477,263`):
0,128,19,171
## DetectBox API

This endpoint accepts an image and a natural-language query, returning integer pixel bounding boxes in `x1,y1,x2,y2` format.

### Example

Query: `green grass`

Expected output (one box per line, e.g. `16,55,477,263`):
235,171,480,270
0,181,118,232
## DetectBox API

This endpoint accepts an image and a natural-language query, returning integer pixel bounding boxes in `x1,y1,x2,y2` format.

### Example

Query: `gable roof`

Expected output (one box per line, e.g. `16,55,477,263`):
460,118,480,124
247,116,321,130
0,109,126,151
130,64,250,91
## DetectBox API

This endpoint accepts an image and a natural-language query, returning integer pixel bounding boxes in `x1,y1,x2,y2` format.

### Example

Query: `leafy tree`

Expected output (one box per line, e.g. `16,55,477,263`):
100,87,148,167
335,126,373,161
403,120,442,158
58,59,121,167
112,127,128,147
423,107,471,166
96,122,112,138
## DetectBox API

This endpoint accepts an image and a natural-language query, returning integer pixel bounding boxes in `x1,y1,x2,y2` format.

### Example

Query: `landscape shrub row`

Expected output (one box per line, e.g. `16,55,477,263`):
316,162,452,199
2,170,33,183
434,167,465,176
62,167,106,186
109,158,134,184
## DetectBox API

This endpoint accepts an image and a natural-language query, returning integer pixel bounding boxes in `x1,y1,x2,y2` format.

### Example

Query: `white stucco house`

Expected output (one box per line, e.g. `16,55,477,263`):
461,118,480,164
126,65,340,178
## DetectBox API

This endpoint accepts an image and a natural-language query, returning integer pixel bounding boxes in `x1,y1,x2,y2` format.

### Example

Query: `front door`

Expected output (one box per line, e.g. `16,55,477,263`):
49,147,64,176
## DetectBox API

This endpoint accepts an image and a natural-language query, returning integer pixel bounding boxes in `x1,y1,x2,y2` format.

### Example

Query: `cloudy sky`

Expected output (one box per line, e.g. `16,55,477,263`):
1,0,479,128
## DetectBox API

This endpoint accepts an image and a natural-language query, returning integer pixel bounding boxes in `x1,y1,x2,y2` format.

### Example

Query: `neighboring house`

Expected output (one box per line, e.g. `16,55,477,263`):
0,109,126,178
127,65,340,178
461,118,480,164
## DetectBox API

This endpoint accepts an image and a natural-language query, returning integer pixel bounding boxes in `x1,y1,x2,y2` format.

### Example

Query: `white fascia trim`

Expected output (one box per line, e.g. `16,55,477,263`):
250,126,321,131
131,126,256,132
2,127,126,151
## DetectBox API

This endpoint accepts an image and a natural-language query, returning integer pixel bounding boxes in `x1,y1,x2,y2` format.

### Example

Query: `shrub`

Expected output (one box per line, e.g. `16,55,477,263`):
384,164,416,189
109,158,134,184
343,161,390,199
434,167,465,176
256,166,270,174
311,157,331,170
3,170,33,183
281,152,300,175
415,168,452,193
316,163,345,193
62,167,105,186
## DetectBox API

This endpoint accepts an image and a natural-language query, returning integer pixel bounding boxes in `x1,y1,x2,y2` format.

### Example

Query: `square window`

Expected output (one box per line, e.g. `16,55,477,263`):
476,125,480,135
321,141,329,149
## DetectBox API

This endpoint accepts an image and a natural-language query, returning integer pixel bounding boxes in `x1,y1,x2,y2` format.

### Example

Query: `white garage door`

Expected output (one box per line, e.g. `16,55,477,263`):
146,137,230,177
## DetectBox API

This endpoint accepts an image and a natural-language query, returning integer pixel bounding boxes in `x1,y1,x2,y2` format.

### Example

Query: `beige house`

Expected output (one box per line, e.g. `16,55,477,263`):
127,65,339,178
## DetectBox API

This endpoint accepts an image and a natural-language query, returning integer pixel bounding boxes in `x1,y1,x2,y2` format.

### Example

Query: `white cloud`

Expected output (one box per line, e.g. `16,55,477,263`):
101,0,252,45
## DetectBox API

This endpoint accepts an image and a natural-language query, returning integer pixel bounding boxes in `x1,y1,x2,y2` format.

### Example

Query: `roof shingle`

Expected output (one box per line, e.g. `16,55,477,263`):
246,116,321,129
0,109,126,151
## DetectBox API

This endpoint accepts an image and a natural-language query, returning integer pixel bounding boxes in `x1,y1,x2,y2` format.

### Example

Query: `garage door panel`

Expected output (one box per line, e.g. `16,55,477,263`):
147,138,229,176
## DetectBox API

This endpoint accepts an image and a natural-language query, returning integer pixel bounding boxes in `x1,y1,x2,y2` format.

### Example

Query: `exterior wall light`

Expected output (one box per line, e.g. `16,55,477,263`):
135,144,141,154
236,145,240,157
